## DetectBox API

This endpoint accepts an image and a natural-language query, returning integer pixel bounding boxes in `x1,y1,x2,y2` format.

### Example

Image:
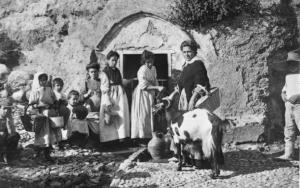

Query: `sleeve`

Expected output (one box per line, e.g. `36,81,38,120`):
137,66,152,90
153,66,159,86
28,90,39,105
282,83,287,93
50,88,57,102
100,72,111,106
80,81,88,95
100,72,110,94
193,61,210,92
6,114,16,135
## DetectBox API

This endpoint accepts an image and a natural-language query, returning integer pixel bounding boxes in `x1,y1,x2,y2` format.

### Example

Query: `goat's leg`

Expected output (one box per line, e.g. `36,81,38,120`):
176,143,182,171
210,153,220,179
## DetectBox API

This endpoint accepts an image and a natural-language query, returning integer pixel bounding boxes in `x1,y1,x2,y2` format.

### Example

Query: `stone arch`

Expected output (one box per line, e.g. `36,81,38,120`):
96,11,193,52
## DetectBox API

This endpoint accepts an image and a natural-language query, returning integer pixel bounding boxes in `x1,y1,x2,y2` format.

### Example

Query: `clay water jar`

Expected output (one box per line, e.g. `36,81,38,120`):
147,132,166,160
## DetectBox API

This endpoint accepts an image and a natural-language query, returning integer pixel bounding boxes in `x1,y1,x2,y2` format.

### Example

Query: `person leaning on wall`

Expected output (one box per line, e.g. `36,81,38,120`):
274,49,300,161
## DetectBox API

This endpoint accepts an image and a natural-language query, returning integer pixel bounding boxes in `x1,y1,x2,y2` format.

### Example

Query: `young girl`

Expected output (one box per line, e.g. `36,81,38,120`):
101,50,130,144
82,62,110,112
29,72,61,162
131,50,164,145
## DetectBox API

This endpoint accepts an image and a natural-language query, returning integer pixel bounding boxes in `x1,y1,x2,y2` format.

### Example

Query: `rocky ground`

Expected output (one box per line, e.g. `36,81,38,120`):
0,105,138,188
0,106,299,188
110,144,300,188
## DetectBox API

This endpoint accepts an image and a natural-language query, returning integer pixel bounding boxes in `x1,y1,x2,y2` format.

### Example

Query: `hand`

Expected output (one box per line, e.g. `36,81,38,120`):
281,92,287,102
174,85,180,93
188,102,195,111
157,86,165,92
288,94,300,104
84,90,93,98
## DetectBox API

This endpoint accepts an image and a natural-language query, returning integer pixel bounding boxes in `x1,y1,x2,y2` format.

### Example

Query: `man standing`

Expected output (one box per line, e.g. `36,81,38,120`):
276,49,300,160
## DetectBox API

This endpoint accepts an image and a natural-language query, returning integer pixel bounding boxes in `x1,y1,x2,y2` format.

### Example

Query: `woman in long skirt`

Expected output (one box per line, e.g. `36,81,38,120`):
101,50,130,144
131,50,164,145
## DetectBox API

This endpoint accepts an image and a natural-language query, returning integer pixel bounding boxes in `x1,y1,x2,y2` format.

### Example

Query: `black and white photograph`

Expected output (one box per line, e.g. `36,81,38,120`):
0,0,299,187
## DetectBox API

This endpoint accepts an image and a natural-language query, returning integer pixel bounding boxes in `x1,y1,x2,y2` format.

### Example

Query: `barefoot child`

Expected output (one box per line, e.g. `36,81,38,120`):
29,72,61,162
52,78,69,148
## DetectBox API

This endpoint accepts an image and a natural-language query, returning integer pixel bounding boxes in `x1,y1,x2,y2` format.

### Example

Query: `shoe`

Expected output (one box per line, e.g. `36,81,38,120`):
168,157,179,162
274,154,294,161
274,142,294,161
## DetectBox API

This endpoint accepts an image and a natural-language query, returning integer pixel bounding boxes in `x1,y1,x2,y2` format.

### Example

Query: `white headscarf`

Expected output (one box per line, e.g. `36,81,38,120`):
31,72,48,92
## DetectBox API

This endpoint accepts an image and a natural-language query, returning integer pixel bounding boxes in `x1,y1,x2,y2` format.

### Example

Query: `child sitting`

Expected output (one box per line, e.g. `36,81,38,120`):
66,90,89,147
0,97,20,163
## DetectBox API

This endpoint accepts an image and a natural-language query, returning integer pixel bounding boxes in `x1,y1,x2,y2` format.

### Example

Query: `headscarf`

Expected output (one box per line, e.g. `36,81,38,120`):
31,72,48,92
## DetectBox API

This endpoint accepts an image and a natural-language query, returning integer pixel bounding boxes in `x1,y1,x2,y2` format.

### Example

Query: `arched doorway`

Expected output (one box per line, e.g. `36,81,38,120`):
96,12,193,102
96,13,193,132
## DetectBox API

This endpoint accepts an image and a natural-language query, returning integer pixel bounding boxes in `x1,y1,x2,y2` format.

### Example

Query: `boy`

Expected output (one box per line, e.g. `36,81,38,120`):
0,97,20,163
66,90,89,147
276,49,300,160
29,72,59,162
52,78,69,149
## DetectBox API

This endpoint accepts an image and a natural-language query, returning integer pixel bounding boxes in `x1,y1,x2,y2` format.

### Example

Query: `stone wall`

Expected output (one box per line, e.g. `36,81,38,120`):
0,0,298,143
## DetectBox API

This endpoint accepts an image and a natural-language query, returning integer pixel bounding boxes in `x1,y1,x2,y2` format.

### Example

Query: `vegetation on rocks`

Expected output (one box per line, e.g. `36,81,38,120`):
170,0,260,29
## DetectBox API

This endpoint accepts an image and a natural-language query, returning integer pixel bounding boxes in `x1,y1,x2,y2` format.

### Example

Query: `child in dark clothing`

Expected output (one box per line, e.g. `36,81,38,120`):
0,97,20,163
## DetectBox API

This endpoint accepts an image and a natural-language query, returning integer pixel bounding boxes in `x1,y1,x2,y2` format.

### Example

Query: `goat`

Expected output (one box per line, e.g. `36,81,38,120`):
154,89,226,178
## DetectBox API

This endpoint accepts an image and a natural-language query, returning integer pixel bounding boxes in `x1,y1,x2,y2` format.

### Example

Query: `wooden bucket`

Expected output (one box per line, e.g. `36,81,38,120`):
195,87,220,112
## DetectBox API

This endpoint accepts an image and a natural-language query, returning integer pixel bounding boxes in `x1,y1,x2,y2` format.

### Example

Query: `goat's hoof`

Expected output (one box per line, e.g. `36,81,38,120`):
177,166,182,171
210,173,219,179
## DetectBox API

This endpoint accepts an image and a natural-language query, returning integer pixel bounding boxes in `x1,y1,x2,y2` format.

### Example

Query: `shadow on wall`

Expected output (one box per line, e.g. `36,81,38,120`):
0,32,24,69
265,0,299,142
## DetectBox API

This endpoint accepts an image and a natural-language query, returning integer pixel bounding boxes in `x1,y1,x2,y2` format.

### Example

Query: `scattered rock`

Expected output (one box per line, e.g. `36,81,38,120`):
93,163,105,172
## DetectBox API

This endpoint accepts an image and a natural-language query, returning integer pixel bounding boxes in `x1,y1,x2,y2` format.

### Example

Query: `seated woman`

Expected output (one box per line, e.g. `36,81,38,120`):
177,40,210,111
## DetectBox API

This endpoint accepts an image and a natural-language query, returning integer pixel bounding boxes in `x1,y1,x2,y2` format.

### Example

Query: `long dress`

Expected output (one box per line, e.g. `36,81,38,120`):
101,66,130,142
29,73,61,147
131,64,158,139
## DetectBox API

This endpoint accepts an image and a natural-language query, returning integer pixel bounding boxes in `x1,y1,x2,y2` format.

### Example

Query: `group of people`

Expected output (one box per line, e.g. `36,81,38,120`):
0,38,297,164
22,39,212,162
0,39,212,163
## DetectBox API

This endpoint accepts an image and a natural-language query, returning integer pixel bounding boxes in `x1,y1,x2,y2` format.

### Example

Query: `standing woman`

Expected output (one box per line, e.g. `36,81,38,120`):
177,40,210,111
101,50,130,144
168,40,211,163
131,50,164,145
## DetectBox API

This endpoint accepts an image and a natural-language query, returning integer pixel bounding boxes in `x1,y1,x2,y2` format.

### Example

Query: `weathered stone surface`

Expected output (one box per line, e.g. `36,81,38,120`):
0,0,299,143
